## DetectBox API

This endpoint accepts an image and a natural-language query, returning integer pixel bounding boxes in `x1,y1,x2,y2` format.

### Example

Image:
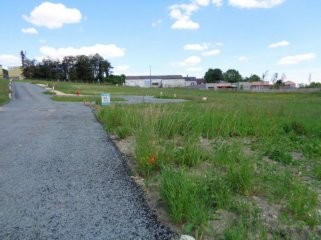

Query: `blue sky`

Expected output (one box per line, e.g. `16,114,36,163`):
0,0,320,84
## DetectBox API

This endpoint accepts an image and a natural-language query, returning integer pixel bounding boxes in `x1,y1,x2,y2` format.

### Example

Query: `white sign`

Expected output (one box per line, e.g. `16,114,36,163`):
101,93,110,106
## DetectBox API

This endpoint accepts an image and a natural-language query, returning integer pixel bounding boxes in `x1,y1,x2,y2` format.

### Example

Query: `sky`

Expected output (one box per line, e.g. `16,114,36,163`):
0,0,320,84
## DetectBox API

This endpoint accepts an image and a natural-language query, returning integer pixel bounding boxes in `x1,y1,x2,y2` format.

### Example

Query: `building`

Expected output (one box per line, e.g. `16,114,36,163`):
283,81,296,89
184,76,197,87
125,75,186,88
237,81,271,91
205,81,237,90
0,65,3,79
8,66,24,80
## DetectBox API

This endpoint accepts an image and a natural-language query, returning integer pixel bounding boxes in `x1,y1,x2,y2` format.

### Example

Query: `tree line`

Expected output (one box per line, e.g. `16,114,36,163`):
204,68,262,83
21,52,125,85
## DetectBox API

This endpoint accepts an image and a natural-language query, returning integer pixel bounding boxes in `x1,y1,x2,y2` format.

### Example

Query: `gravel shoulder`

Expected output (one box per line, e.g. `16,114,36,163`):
0,82,176,239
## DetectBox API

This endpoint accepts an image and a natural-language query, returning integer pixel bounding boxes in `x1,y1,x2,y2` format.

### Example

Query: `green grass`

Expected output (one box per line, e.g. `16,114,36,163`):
0,79,10,105
34,81,320,239
96,89,321,239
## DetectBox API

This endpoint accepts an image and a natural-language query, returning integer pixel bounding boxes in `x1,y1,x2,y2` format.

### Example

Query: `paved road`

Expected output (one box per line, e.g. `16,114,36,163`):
0,83,175,240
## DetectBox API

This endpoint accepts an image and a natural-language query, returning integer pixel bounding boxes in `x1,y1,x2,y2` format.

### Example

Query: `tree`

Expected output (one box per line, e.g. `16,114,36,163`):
274,79,284,89
223,69,242,83
2,68,8,79
244,74,261,82
307,82,321,88
22,59,36,79
99,59,112,82
75,55,93,82
204,68,223,83
271,73,278,84
19,52,115,83
90,54,104,82
62,56,77,81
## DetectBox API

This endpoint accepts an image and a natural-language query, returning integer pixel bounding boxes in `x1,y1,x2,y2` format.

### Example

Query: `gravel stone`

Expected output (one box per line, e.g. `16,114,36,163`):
0,82,176,240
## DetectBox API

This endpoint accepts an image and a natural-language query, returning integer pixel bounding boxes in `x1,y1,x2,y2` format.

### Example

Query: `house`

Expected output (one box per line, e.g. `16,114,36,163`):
8,66,24,80
237,81,271,91
283,81,296,89
205,81,237,90
125,75,186,88
0,65,3,79
184,76,197,87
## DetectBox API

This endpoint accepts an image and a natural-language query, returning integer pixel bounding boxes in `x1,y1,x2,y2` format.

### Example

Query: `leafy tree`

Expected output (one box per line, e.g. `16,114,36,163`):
244,74,261,82
99,59,112,83
204,68,223,83
223,69,242,83
62,56,77,81
2,68,8,79
307,82,321,88
22,59,36,79
90,54,104,82
20,52,116,83
274,79,284,89
106,74,125,85
271,73,278,84
75,55,93,82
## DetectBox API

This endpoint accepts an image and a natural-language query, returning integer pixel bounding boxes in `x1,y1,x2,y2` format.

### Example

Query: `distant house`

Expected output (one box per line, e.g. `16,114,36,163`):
125,75,186,88
205,81,237,90
237,81,271,91
8,66,24,80
184,76,197,87
283,81,296,89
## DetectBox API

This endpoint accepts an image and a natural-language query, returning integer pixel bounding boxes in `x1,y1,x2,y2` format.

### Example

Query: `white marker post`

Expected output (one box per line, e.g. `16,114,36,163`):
101,93,111,106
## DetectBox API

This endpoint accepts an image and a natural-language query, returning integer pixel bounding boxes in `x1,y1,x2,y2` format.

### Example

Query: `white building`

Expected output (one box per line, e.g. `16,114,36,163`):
237,81,271,90
125,75,186,88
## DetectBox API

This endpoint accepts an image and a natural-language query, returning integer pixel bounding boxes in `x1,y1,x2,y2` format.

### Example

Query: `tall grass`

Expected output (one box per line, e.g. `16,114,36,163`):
0,79,9,105
97,90,321,238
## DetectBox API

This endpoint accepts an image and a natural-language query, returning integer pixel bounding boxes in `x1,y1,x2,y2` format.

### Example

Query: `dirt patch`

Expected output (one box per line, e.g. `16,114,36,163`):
252,196,281,230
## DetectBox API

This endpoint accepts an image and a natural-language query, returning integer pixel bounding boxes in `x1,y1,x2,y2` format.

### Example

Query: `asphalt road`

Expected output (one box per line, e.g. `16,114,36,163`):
0,82,175,240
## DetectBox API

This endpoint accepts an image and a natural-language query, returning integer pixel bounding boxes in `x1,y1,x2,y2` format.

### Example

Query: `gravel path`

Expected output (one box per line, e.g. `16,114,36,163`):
0,82,175,240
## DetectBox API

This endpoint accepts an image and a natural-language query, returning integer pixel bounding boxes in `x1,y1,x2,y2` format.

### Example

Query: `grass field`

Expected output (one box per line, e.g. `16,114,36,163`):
32,80,321,239
0,79,9,105
96,88,321,239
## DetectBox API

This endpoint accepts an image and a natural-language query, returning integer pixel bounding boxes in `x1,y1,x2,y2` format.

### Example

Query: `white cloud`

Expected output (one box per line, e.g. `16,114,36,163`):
0,54,21,67
23,2,82,29
278,53,316,65
39,44,126,60
169,3,200,30
184,43,209,51
152,19,162,27
21,27,38,34
228,0,284,9
179,56,202,66
169,0,223,30
238,56,247,61
269,40,290,48
212,0,224,7
169,0,282,30
172,18,199,30
195,0,210,6
201,49,220,56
